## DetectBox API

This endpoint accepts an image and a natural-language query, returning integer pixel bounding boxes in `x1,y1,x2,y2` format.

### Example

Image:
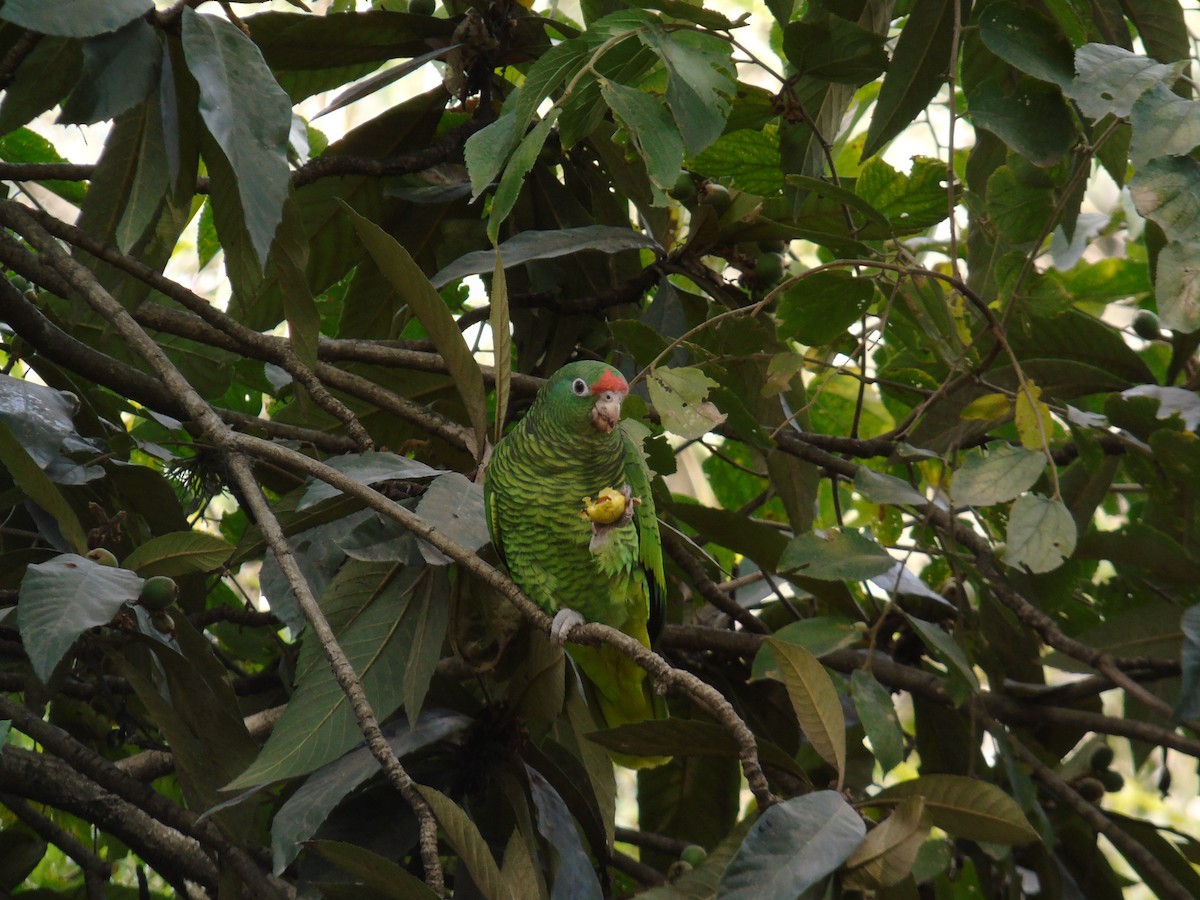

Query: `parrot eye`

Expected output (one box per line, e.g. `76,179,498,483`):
571,378,589,396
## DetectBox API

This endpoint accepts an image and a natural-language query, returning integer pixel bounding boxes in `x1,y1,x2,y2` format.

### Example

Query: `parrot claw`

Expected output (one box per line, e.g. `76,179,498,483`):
550,608,587,645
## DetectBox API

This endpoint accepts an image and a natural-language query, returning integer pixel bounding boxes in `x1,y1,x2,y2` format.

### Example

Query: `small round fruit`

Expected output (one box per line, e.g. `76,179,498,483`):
1132,310,1161,341
409,0,436,14
149,610,175,634
86,548,118,567
701,183,732,213
1089,744,1115,772
138,576,179,611
1076,777,1105,802
755,252,783,284
666,860,692,882
668,171,696,202
1099,769,1125,793
680,845,707,867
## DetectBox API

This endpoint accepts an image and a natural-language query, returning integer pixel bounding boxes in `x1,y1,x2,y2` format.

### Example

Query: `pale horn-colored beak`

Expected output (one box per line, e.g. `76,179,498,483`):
591,389,624,433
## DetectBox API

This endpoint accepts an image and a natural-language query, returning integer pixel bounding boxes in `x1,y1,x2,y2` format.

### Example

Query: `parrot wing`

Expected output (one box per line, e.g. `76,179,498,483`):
620,423,664,643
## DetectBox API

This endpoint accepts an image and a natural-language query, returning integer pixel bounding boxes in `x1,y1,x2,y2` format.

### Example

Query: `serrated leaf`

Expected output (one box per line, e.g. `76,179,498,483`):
487,110,558,244
647,366,726,440
18,555,144,683
1004,492,1077,573
272,712,471,872
464,112,519,199
600,77,684,198
779,529,895,581
850,670,905,774
1130,156,1200,246
987,166,1055,243
762,638,846,785
183,9,292,268
961,392,1013,422
854,157,950,234
299,452,442,509
1065,43,1183,119
342,203,489,456
0,0,151,37
844,797,931,890
641,27,735,154
417,786,509,900
1130,84,1200,168
777,271,875,347
121,531,234,577
869,775,1037,845
717,791,865,900
1152,241,1200,334
691,128,784,195
950,444,1045,507
432,225,659,288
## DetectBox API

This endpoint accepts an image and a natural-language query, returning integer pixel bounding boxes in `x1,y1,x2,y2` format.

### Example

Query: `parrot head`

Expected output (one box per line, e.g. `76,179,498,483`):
539,360,629,435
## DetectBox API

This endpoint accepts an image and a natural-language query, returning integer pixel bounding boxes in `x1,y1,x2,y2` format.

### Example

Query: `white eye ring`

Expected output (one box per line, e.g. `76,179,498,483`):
571,378,589,396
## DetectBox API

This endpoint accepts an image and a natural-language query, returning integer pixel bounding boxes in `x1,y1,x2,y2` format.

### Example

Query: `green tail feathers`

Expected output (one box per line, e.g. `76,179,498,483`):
569,643,671,769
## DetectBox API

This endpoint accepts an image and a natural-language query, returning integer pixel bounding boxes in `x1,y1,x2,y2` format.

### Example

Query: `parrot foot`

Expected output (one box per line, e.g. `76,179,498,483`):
550,608,587,645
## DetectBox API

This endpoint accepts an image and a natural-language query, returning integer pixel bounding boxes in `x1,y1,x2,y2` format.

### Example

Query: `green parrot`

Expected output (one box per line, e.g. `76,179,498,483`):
484,360,668,766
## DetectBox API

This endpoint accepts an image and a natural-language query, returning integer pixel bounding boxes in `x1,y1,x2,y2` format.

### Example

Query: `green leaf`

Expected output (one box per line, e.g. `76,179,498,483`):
0,0,151,37
636,818,754,900
717,791,865,900
850,670,906,774
18,555,144,683
417,786,508,900
0,417,88,552
490,249,512,443
1174,605,1200,722
0,127,86,204
183,9,292,268
853,468,927,507
1044,602,1182,673
1121,0,1191,64
1004,492,1077,573
862,0,956,159
1130,84,1200,168
272,712,471,872
1131,156,1200,247
844,797,931,890
904,615,980,692
855,157,951,234
528,767,604,900
777,270,875,346
227,564,450,788
307,841,441,898
950,443,1045,507
1152,241,1200,333
968,77,1076,167
978,1,1074,88
753,617,862,669
487,110,559,243
343,204,489,456
464,113,519,200
1065,43,1183,119
869,775,1038,845
779,529,895,581
588,719,803,776
273,196,321,366
762,638,846,784
690,128,784,195
647,366,727,440
58,19,161,125
987,166,1055,243
0,37,82,135
120,532,234,577
600,77,684,198
641,27,734,155
412,472,489,565
298,451,442,510
782,15,887,85
432,225,659,289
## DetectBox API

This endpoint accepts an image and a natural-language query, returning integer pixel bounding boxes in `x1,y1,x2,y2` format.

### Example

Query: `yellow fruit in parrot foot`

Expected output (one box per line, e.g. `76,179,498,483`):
579,487,628,525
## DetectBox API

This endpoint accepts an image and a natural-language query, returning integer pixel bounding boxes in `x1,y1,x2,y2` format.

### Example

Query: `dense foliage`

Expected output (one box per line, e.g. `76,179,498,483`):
1,0,1199,896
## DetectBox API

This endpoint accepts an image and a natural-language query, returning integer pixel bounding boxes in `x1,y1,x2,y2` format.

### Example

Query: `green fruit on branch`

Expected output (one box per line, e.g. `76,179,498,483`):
138,575,179,611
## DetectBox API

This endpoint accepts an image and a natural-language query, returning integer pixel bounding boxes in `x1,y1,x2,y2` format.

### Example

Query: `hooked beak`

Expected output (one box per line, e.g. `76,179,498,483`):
591,389,624,433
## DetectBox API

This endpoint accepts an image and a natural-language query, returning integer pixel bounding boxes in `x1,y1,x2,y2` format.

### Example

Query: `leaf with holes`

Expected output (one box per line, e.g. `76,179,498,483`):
1005,493,1077,574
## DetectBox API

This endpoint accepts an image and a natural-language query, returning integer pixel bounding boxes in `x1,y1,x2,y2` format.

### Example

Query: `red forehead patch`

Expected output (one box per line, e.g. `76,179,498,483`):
591,369,628,394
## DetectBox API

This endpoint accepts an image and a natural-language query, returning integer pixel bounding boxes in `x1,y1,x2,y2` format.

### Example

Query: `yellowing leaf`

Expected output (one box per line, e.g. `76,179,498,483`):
844,796,931,889
961,392,1013,421
1014,380,1053,450
764,638,846,788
